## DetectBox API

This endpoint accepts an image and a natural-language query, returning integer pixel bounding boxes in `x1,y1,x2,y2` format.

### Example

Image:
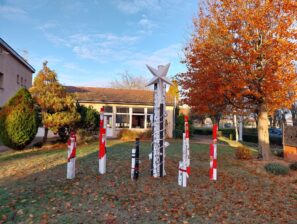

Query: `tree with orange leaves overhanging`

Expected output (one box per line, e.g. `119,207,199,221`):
178,0,297,160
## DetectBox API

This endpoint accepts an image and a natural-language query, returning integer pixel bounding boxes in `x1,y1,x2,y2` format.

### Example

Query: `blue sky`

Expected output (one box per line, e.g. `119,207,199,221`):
0,0,199,87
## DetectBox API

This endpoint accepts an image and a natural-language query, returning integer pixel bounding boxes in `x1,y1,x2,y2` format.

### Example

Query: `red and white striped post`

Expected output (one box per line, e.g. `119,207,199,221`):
178,116,190,187
98,107,107,174
210,124,218,180
67,131,76,179
184,116,190,176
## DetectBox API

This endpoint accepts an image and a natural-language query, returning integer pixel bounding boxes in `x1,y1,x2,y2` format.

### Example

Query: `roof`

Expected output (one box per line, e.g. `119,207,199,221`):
0,38,35,73
66,86,175,106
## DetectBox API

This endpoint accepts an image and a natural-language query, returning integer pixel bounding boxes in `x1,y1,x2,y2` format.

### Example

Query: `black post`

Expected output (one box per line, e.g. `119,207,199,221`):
134,138,140,180
160,103,164,177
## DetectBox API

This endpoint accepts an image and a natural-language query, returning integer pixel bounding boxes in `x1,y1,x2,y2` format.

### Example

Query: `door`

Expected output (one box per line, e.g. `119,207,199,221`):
105,114,113,137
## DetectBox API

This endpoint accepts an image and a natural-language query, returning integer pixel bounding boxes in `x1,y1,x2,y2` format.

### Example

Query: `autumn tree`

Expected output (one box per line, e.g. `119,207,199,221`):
30,61,80,143
179,0,297,160
167,80,180,103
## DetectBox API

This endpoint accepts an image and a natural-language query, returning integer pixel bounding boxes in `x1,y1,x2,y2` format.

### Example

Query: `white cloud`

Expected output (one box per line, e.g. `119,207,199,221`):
0,5,27,20
42,31,140,63
125,43,182,69
138,15,156,34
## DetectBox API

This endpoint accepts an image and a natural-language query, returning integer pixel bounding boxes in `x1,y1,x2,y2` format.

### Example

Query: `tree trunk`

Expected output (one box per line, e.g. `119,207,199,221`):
257,105,271,160
43,127,48,143
239,116,243,141
233,114,239,142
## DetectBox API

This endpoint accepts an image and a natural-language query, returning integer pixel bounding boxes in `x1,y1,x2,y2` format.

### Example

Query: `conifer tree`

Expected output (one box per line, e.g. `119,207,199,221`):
30,61,80,143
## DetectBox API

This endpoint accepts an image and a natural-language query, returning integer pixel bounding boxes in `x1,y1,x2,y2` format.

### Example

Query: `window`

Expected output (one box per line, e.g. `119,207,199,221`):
21,77,23,86
131,107,145,128
105,115,113,128
115,106,129,128
132,115,145,128
133,108,144,114
147,108,153,114
24,79,27,87
147,114,152,128
17,75,20,84
104,106,113,113
0,73,3,89
116,114,130,128
117,107,129,113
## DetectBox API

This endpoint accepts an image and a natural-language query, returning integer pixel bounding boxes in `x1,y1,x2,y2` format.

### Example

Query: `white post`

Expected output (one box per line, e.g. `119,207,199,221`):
67,132,76,179
99,108,107,174
146,64,172,178
131,148,136,180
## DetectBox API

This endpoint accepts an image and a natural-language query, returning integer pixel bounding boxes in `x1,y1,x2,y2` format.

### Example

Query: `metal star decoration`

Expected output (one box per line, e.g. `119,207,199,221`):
146,63,173,87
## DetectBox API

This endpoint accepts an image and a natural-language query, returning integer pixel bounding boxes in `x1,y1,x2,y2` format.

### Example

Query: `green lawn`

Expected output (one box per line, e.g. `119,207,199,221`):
0,139,296,223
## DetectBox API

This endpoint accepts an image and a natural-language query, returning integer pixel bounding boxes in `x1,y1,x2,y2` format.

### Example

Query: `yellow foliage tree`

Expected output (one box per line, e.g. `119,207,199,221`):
30,61,80,142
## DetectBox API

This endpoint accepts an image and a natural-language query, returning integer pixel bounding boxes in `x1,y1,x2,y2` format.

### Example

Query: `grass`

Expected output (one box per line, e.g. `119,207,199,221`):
0,139,296,223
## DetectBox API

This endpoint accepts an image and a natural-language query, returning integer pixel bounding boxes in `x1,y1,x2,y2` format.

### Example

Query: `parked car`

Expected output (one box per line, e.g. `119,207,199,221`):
269,128,282,138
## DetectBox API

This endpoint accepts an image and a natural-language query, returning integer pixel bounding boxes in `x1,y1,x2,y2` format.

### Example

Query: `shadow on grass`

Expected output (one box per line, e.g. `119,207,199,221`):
1,139,295,223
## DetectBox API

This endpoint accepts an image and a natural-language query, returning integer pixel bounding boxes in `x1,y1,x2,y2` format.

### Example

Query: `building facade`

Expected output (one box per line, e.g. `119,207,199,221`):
67,86,175,138
0,38,35,106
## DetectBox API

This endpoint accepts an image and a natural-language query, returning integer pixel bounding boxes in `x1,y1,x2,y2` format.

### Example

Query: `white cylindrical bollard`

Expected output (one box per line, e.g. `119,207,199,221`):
99,108,107,174
67,132,76,179
131,148,136,180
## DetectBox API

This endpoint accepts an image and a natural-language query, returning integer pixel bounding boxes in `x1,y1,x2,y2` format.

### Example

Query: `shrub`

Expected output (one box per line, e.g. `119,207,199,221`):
289,162,297,171
58,104,99,141
264,163,289,175
174,114,194,138
235,147,253,160
76,129,97,143
118,129,151,141
76,104,99,133
0,88,39,149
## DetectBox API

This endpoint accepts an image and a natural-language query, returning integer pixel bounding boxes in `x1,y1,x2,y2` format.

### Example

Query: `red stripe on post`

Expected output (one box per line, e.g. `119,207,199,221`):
213,124,218,141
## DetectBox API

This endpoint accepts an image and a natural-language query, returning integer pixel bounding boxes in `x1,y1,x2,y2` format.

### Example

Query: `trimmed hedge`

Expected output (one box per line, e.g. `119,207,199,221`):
0,88,39,149
264,163,289,175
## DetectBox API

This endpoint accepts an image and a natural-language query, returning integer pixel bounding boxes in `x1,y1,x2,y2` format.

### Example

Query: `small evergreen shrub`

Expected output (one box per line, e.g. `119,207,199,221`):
174,114,194,138
289,162,297,171
235,147,253,160
0,88,39,149
264,163,289,175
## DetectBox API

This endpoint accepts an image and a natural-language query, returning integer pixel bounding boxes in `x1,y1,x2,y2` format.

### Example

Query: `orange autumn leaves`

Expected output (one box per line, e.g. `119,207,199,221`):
178,0,297,116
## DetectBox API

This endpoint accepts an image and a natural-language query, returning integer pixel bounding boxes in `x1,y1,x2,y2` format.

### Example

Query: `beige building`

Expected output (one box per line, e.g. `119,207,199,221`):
67,86,175,138
0,38,35,106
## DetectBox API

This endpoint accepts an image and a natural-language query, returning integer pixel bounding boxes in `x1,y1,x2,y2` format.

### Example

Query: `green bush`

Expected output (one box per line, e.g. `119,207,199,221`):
235,147,253,160
0,88,39,149
174,114,194,138
76,104,99,133
289,162,297,171
58,104,99,141
264,163,289,175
